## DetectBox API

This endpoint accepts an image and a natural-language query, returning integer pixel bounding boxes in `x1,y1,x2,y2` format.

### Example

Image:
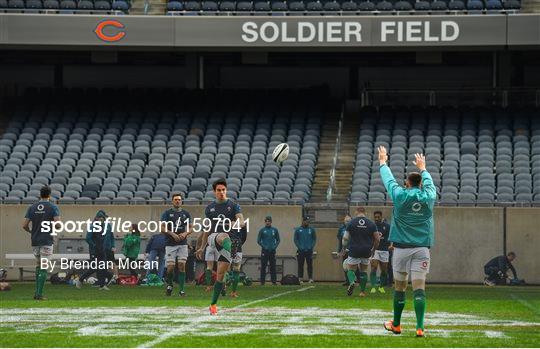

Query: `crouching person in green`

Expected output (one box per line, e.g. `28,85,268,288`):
122,224,141,278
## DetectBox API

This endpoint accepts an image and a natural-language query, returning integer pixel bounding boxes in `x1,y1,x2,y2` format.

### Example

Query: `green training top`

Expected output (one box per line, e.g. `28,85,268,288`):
380,164,437,247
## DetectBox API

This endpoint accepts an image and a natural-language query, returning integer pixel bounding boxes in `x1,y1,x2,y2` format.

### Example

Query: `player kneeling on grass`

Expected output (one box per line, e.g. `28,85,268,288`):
196,178,244,315
378,146,436,338
341,207,380,297
161,193,192,297
22,185,61,300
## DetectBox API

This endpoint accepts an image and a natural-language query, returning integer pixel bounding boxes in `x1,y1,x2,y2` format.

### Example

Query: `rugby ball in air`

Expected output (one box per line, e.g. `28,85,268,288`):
272,143,289,164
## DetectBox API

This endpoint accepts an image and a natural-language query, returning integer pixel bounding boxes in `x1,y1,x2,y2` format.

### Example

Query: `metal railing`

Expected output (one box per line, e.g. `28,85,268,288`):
326,105,345,202
361,88,540,107
144,0,150,14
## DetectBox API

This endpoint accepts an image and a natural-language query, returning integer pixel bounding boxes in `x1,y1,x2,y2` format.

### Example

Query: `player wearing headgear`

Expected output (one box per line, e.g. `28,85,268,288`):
22,185,61,300
161,193,192,297
196,178,244,315
378,146,436,338
341,207,380,297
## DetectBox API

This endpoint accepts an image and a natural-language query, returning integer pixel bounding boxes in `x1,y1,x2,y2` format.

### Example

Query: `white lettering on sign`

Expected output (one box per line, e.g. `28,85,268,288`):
381,20,460,42
241,21,362,43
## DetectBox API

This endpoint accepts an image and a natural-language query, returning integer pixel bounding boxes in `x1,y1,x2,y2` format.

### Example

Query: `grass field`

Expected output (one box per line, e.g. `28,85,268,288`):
1,282,539,347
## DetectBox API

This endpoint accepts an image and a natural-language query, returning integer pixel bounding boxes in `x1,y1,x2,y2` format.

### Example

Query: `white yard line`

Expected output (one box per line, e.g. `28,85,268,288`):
510,294,540,315
231,286,315,310
137,286,315,348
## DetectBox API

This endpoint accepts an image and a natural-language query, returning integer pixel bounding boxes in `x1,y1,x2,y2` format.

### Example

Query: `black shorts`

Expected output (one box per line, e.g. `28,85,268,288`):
106,250,118,264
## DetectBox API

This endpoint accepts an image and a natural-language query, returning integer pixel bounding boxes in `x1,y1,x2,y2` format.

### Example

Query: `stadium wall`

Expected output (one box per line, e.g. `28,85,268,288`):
506,208,540,284
348,207,539,284
1,205,538,284
0,204,303,271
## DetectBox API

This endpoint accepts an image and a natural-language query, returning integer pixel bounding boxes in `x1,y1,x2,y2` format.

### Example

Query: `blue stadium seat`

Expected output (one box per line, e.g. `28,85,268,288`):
467,0,484,10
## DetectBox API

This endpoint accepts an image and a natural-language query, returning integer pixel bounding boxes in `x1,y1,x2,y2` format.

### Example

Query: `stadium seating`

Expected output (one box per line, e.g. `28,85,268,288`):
0,0,520,14
0,88,323,205
350,106,540,207
166,0,520,14
0,0,130,13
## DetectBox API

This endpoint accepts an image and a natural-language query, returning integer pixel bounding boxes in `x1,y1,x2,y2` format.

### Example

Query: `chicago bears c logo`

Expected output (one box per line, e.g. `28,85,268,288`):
94,19,126,42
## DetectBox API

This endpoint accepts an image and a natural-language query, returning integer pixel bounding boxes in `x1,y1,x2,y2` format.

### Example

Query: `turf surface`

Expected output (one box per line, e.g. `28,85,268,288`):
1,282,539,347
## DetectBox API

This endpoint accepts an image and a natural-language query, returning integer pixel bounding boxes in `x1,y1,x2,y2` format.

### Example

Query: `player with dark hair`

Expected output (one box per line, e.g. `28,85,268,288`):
337,214,352,285
196,178,244,315
294,217,316,283
258,216,280,285
341,207,380,297
484,252,518,286
161,193,192,297
378,146,437,338
22,186,61,300
370,210,391,294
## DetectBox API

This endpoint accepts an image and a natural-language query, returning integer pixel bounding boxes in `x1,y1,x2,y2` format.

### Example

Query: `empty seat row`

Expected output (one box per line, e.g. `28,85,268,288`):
0,0,130,11
0,87,326,204
167,0,520,13
350,106,540,206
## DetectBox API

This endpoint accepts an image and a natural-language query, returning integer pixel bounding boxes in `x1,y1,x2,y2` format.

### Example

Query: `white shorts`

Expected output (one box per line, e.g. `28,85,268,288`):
33,245,53,262
373,250,390,263
205,245,219,262
392,247,430,279
165,245,189,262
344,256,370,266
232,252,242,265
207,232,232,263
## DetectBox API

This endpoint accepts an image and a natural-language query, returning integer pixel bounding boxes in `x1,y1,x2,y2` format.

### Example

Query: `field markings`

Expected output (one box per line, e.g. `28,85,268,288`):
510,294,540,315
231,286,315,310
3,288,539,345
138,285,315,348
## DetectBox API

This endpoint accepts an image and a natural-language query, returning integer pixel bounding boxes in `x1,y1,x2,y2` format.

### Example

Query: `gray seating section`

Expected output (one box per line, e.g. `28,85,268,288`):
0,89,322,204
350,107,540,206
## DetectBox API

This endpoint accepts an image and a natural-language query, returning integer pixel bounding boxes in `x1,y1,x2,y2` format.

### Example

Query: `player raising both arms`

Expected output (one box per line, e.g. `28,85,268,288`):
378,146,436,338
341,207,380,297
161,193,192,297
196,178,244,315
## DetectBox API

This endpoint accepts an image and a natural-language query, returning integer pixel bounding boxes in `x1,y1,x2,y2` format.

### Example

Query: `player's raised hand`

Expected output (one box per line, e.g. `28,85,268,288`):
378,146,388,165
413,153,426,171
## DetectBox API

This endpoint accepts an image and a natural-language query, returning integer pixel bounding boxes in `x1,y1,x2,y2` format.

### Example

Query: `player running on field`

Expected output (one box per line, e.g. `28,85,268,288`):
341,207,380,297
378,146,436,338
22,185,61,300
161,193,192,297
370,210,391,294
196,178,245,315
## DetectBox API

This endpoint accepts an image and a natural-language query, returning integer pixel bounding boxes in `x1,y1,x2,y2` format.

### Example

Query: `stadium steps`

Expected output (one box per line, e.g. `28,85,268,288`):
521,0,540,11
133,0,166,14
328,114,361,203
309,117,340,202
129,0,147,14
